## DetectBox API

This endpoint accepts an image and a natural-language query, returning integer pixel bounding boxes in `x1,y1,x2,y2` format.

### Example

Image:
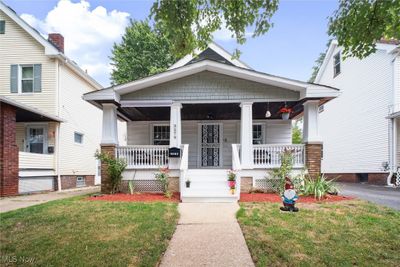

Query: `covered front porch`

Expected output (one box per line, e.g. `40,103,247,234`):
116,102,308,170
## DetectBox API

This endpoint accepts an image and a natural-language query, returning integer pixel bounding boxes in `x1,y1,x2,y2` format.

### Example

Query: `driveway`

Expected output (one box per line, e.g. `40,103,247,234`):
0,186,99,213
338,183,400,210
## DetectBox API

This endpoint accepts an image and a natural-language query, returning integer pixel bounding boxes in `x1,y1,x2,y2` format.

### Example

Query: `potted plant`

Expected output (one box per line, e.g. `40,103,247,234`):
279,107,292,120
186,179,191,188
227,170,236,194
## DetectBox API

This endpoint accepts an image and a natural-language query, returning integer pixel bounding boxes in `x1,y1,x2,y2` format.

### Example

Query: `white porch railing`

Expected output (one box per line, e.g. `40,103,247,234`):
253,144,305,168
180,144,189,193
19,152,54,169
232,144,242,199
116,145,169,169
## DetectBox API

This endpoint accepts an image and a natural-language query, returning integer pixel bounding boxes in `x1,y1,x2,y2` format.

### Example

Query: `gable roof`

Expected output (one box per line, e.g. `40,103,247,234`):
168,42,251,70
314,40,400,83
84,58,340,104
0,1,102,89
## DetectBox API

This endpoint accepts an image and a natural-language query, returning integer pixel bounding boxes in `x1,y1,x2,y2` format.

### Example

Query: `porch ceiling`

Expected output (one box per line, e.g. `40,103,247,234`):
119,101,305,121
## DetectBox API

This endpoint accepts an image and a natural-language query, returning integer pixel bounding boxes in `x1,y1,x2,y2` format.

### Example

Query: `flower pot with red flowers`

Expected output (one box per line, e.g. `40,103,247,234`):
227,170,236,194
279,107,292,120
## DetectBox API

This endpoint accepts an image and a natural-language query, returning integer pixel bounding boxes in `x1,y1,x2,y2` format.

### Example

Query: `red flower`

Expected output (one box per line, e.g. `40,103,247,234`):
279,107,292,113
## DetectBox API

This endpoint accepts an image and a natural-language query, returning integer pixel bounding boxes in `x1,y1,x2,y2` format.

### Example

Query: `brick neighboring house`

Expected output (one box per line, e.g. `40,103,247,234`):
0,2,125,196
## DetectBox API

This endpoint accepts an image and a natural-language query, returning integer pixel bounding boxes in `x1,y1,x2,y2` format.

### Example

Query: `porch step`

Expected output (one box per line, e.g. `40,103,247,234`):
182,169,237,203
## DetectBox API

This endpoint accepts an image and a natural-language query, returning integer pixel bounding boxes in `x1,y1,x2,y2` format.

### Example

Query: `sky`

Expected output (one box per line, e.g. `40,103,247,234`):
3,0,338,87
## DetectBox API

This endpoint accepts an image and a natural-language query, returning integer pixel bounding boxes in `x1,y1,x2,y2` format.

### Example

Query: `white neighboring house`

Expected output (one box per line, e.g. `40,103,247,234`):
315,39,400,185
0,2,126,196
84,43,340,202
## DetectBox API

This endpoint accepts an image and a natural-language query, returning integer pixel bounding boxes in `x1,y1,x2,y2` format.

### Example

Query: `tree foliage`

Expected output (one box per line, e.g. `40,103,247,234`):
150,0,279,58
309,40,331,82
329,0,400,59
292,120,302,144
110,20,178,84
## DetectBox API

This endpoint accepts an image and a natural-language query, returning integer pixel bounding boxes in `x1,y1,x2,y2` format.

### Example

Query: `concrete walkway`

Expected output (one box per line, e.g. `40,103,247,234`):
338,183,400,210
160,203,254,267
0,186,99,213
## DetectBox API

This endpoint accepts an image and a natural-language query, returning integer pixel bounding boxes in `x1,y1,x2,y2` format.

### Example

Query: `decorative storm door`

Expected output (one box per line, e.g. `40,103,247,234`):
200,124,221,167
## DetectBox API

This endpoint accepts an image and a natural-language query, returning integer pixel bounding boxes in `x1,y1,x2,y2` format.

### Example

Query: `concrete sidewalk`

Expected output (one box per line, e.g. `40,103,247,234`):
160,203,254,267
0,186,99,213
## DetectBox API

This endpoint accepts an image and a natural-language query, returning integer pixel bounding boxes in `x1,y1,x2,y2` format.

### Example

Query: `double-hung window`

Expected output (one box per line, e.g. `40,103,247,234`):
10,64,41,93
21,66,34,93
153,125,170,145
252,124,264,145
333,52,341,77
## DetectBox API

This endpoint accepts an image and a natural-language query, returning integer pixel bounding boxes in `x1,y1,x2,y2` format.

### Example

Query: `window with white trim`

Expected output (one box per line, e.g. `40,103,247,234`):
74,132,84,144
21,65,34,93
333,52,341,77
153,125,170,145
252,124,264,145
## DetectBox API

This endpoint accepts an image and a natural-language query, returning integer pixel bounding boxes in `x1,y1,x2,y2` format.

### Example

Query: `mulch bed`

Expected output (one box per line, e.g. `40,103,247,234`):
87,192,180,203
240,193,353,203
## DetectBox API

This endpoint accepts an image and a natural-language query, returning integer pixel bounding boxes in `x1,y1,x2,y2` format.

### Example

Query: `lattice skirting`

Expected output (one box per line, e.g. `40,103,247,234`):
254,178,281,192
120,180,164,192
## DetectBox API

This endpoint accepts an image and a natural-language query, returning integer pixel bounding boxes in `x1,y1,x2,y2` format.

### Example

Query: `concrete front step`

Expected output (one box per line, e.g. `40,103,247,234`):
182,169,237,202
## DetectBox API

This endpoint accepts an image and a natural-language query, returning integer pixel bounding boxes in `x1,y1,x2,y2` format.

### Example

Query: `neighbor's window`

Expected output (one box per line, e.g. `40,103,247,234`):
153,125,170,145
0,20,5,34
74,132,83,144
252,124,264,145
21,65,34,93
333,52,341,77
76,176,85,187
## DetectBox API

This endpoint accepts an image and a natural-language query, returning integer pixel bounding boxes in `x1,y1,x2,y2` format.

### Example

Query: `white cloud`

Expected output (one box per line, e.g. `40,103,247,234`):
20,0,130,86
213,18,253,42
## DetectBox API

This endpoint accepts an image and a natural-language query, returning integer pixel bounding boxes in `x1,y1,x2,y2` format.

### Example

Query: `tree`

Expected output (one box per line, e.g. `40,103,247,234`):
110,20,178,84
329,0,400,59
292,120,302,144
308,40,331,82
150,0,279,58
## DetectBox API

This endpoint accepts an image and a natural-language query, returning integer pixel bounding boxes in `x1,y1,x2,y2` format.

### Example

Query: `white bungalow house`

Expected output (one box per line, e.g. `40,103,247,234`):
84,43,340,202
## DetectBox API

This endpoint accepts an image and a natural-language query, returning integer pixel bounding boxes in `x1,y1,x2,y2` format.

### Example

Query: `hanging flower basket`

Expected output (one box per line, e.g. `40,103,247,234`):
279,107,292,120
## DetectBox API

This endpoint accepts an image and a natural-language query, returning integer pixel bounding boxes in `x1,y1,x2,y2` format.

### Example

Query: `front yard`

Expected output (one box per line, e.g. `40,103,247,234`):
0,196,178,266
237,200,400,266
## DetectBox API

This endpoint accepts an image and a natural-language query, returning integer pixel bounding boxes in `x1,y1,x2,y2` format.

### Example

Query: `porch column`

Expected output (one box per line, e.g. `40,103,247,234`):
100,103,119,194
240,102,253,169
169,103,182,169
302,100,322,178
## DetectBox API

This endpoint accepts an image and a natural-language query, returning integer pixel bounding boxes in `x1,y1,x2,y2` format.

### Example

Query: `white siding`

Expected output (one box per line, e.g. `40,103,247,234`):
319,47,393,173
127,119,292,168
58,64,102,175
19,177,54,193
0,10,57,115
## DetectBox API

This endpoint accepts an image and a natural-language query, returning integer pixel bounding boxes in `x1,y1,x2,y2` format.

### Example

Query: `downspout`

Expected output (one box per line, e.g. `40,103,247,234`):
56,59,62,191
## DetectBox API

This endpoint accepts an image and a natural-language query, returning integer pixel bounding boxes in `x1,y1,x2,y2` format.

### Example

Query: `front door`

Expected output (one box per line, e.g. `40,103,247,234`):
199,123,222,167
26,125,47,154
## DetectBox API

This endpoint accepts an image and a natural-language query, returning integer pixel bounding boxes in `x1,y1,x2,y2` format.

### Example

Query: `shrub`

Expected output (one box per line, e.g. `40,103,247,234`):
270,149,294,194
155,167,171,198
95,151,127,194
302,174,339,200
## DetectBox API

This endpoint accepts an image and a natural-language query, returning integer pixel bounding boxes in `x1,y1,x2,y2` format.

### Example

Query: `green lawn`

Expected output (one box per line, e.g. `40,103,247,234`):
237,200,400,267
0,196,179,267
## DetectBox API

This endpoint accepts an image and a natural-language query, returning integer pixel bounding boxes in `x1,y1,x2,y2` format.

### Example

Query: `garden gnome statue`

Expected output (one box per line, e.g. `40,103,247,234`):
280,177,299,212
